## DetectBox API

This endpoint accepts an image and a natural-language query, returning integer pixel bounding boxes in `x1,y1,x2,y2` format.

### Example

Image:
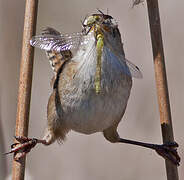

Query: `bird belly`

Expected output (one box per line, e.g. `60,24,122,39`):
58,41,132,134
65,81,131,134
59,63,132,134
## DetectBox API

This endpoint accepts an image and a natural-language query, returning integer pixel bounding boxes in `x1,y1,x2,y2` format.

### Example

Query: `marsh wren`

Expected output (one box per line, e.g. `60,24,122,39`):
7,11,180,166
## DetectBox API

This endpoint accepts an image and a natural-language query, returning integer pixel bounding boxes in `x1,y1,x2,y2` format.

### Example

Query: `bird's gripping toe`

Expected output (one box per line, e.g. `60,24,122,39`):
5,136,39,160
154,142,180,166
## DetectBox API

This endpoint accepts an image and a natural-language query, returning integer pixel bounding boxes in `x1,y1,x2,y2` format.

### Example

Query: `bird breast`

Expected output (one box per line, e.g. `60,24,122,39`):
57,33,132,134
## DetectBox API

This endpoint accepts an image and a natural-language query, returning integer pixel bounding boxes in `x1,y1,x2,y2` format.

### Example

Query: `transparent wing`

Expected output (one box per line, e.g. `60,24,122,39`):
30,32,89,52
125,58,143,78
104,46,143,78
73,37,97,80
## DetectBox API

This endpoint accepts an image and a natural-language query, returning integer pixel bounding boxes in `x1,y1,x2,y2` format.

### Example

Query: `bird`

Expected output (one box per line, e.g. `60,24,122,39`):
7,10,180,166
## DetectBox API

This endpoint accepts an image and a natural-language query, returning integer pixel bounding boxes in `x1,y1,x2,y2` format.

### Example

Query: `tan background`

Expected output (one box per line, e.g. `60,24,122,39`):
0,0,184,179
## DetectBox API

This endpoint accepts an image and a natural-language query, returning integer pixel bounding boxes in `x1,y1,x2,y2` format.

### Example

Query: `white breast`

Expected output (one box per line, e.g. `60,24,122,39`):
59,32,132,134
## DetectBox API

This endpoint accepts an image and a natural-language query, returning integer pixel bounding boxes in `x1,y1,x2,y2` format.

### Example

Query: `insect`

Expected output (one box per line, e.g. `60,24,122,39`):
6,10,180,166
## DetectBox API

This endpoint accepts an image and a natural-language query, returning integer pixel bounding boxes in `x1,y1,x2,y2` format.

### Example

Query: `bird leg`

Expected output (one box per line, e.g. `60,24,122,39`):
118,138,180,166
103,125,180,166
5,136,48,161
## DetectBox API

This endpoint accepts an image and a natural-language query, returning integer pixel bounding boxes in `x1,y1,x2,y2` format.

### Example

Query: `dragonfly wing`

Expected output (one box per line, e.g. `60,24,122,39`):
73,36,97,84
104,46,142,79
30,29,84,52
124,58,143,78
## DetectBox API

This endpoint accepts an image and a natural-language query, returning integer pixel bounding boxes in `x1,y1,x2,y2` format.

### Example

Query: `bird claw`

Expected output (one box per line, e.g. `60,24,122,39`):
154,142,180,166
5,136,38,160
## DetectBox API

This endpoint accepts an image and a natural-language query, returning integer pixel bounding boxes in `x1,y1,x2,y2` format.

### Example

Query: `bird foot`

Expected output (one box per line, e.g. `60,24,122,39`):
154,142,180,166
5,136,38,160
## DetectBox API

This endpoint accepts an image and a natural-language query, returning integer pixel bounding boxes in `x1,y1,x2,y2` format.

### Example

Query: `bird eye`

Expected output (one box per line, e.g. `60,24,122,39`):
103,19,111,25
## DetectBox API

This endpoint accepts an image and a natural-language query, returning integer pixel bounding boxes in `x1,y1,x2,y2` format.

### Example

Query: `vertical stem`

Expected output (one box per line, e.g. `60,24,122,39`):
12,0,38,180
146,0,179,180
0,96,7,179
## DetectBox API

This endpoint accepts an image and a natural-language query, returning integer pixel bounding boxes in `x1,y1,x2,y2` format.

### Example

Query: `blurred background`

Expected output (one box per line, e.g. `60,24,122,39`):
0,0,184,179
